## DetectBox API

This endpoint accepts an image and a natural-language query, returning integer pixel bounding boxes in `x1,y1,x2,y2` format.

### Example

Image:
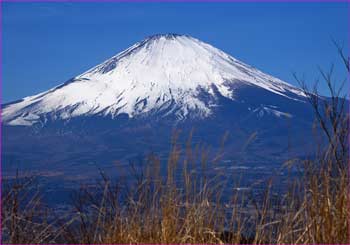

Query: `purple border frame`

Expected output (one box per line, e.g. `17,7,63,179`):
1,0,350,2
0,0,349,245
0,0,2,243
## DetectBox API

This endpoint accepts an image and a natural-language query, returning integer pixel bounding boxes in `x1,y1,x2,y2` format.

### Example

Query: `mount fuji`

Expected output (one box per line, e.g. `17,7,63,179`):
3,34,306,126
2,34,318,181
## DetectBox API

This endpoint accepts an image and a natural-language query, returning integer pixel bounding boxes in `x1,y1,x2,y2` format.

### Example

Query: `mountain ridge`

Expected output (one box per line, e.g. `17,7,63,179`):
2,34,306,126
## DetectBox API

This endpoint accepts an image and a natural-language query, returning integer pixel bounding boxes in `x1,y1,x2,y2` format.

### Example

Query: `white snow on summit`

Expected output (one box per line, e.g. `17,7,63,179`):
2,34,305,126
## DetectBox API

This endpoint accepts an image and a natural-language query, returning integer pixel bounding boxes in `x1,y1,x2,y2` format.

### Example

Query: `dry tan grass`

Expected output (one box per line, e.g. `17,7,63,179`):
3,127,347,244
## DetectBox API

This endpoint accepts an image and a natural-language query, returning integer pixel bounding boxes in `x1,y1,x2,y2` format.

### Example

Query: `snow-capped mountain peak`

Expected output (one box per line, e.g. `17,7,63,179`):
2,34,305,126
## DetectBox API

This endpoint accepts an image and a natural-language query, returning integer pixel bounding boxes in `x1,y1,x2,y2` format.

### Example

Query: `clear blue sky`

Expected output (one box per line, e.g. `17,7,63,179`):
2,2,349,103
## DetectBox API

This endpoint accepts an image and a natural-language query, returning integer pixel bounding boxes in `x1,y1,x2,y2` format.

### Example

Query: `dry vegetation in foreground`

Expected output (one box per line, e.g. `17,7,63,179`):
1,47,349,244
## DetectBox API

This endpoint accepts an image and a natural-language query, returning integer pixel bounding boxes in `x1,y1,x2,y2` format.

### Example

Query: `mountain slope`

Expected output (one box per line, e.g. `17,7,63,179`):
2,34,306,126
3,34,323,191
